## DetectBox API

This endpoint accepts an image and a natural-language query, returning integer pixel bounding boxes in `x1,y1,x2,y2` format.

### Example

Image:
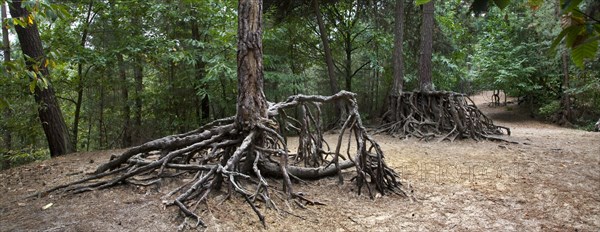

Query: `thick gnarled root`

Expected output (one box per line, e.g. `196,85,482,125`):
40,91,404,227
379,91,510,142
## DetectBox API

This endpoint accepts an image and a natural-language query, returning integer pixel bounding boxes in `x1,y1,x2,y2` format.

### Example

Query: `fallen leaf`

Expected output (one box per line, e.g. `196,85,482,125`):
17,203,26,207
42,203,53,210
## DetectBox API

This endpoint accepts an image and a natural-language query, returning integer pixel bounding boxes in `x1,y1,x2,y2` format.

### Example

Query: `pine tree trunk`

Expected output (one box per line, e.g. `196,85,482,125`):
384,0,407,122
236,0,267,128
313,0,345,126
73,67,84,151
98,84,105,148
391,0,405,96
2,3,12,151
117,54,132,147
9,0,73,156
344,31,352,92
313,0,340,96
555,0,572,125
72,0,94,151
133,58,143,143
560,51,572,124
418,0,434,92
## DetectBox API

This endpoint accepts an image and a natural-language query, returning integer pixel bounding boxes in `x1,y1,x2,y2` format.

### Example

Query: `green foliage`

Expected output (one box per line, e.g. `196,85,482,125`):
1,0,599,159
549,11,600,68
415,0,430,6
0,147,50,170
493,0,510,10
0,96,8,109
466,0,599,69
538,100,561,118
469,4,549,96
575,119,600,131
570,39,598,68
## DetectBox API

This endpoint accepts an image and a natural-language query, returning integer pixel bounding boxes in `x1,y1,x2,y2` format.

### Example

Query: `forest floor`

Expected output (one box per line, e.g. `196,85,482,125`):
1,92,599,231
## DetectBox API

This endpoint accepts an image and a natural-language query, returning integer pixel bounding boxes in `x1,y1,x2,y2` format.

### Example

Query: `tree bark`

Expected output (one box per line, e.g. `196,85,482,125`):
191,19,210,122
117,54,132,147
391,0,405,96
556,0,572,125
133,58,143,143
313,0,345,126
72,0,95,151
9,0,73,156
2,2,12,151
98,83,105,148
313,0,339,96
236,0,267,129
383,0,406,122
560,50,572,124
344,31,352,92
418,0,434,92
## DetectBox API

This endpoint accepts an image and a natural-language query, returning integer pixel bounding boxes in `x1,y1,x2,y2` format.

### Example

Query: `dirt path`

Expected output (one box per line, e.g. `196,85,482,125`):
1,93,599,231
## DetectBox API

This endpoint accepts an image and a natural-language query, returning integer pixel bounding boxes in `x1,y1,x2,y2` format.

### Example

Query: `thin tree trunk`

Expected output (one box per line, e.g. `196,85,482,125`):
314,0,345,127
2,2,12,169
560,51,572,124
237,0,267,128
384,0,406,121
191,19,210,122
313,0,339,95
2,3,12,152
168,61,177,129
344,32,352,91
72,0,95,151
391,0,405,96
117,54,131,147
98,84,105,148
555,0,572,125
85,106,92,151
9,0,73,156
133,58,143,144
418,0,434,92
288,26,300,95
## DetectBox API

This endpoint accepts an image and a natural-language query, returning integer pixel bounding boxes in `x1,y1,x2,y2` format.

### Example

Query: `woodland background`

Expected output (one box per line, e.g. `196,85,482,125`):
1,0,599,169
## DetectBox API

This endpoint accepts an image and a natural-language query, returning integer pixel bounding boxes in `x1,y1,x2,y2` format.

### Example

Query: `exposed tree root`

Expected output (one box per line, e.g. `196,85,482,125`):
38,91,404,227
378,91,510,142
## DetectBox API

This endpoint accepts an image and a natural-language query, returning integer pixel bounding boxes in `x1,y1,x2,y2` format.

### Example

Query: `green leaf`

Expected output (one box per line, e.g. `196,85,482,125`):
493,0,510,10
415,0,431,6
564,25,584,47
571,39,599,68
51,4,72,19
25,70,37,79
0,98,8,110
549,26,580,53
29,80,36,93
561,0,583,13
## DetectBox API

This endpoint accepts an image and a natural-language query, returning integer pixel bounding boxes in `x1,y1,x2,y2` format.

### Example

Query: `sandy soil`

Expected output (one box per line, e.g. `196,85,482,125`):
1,92,599,231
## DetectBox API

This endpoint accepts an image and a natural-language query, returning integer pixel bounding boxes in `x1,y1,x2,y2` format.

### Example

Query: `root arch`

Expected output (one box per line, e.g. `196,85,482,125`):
379,91,510,142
